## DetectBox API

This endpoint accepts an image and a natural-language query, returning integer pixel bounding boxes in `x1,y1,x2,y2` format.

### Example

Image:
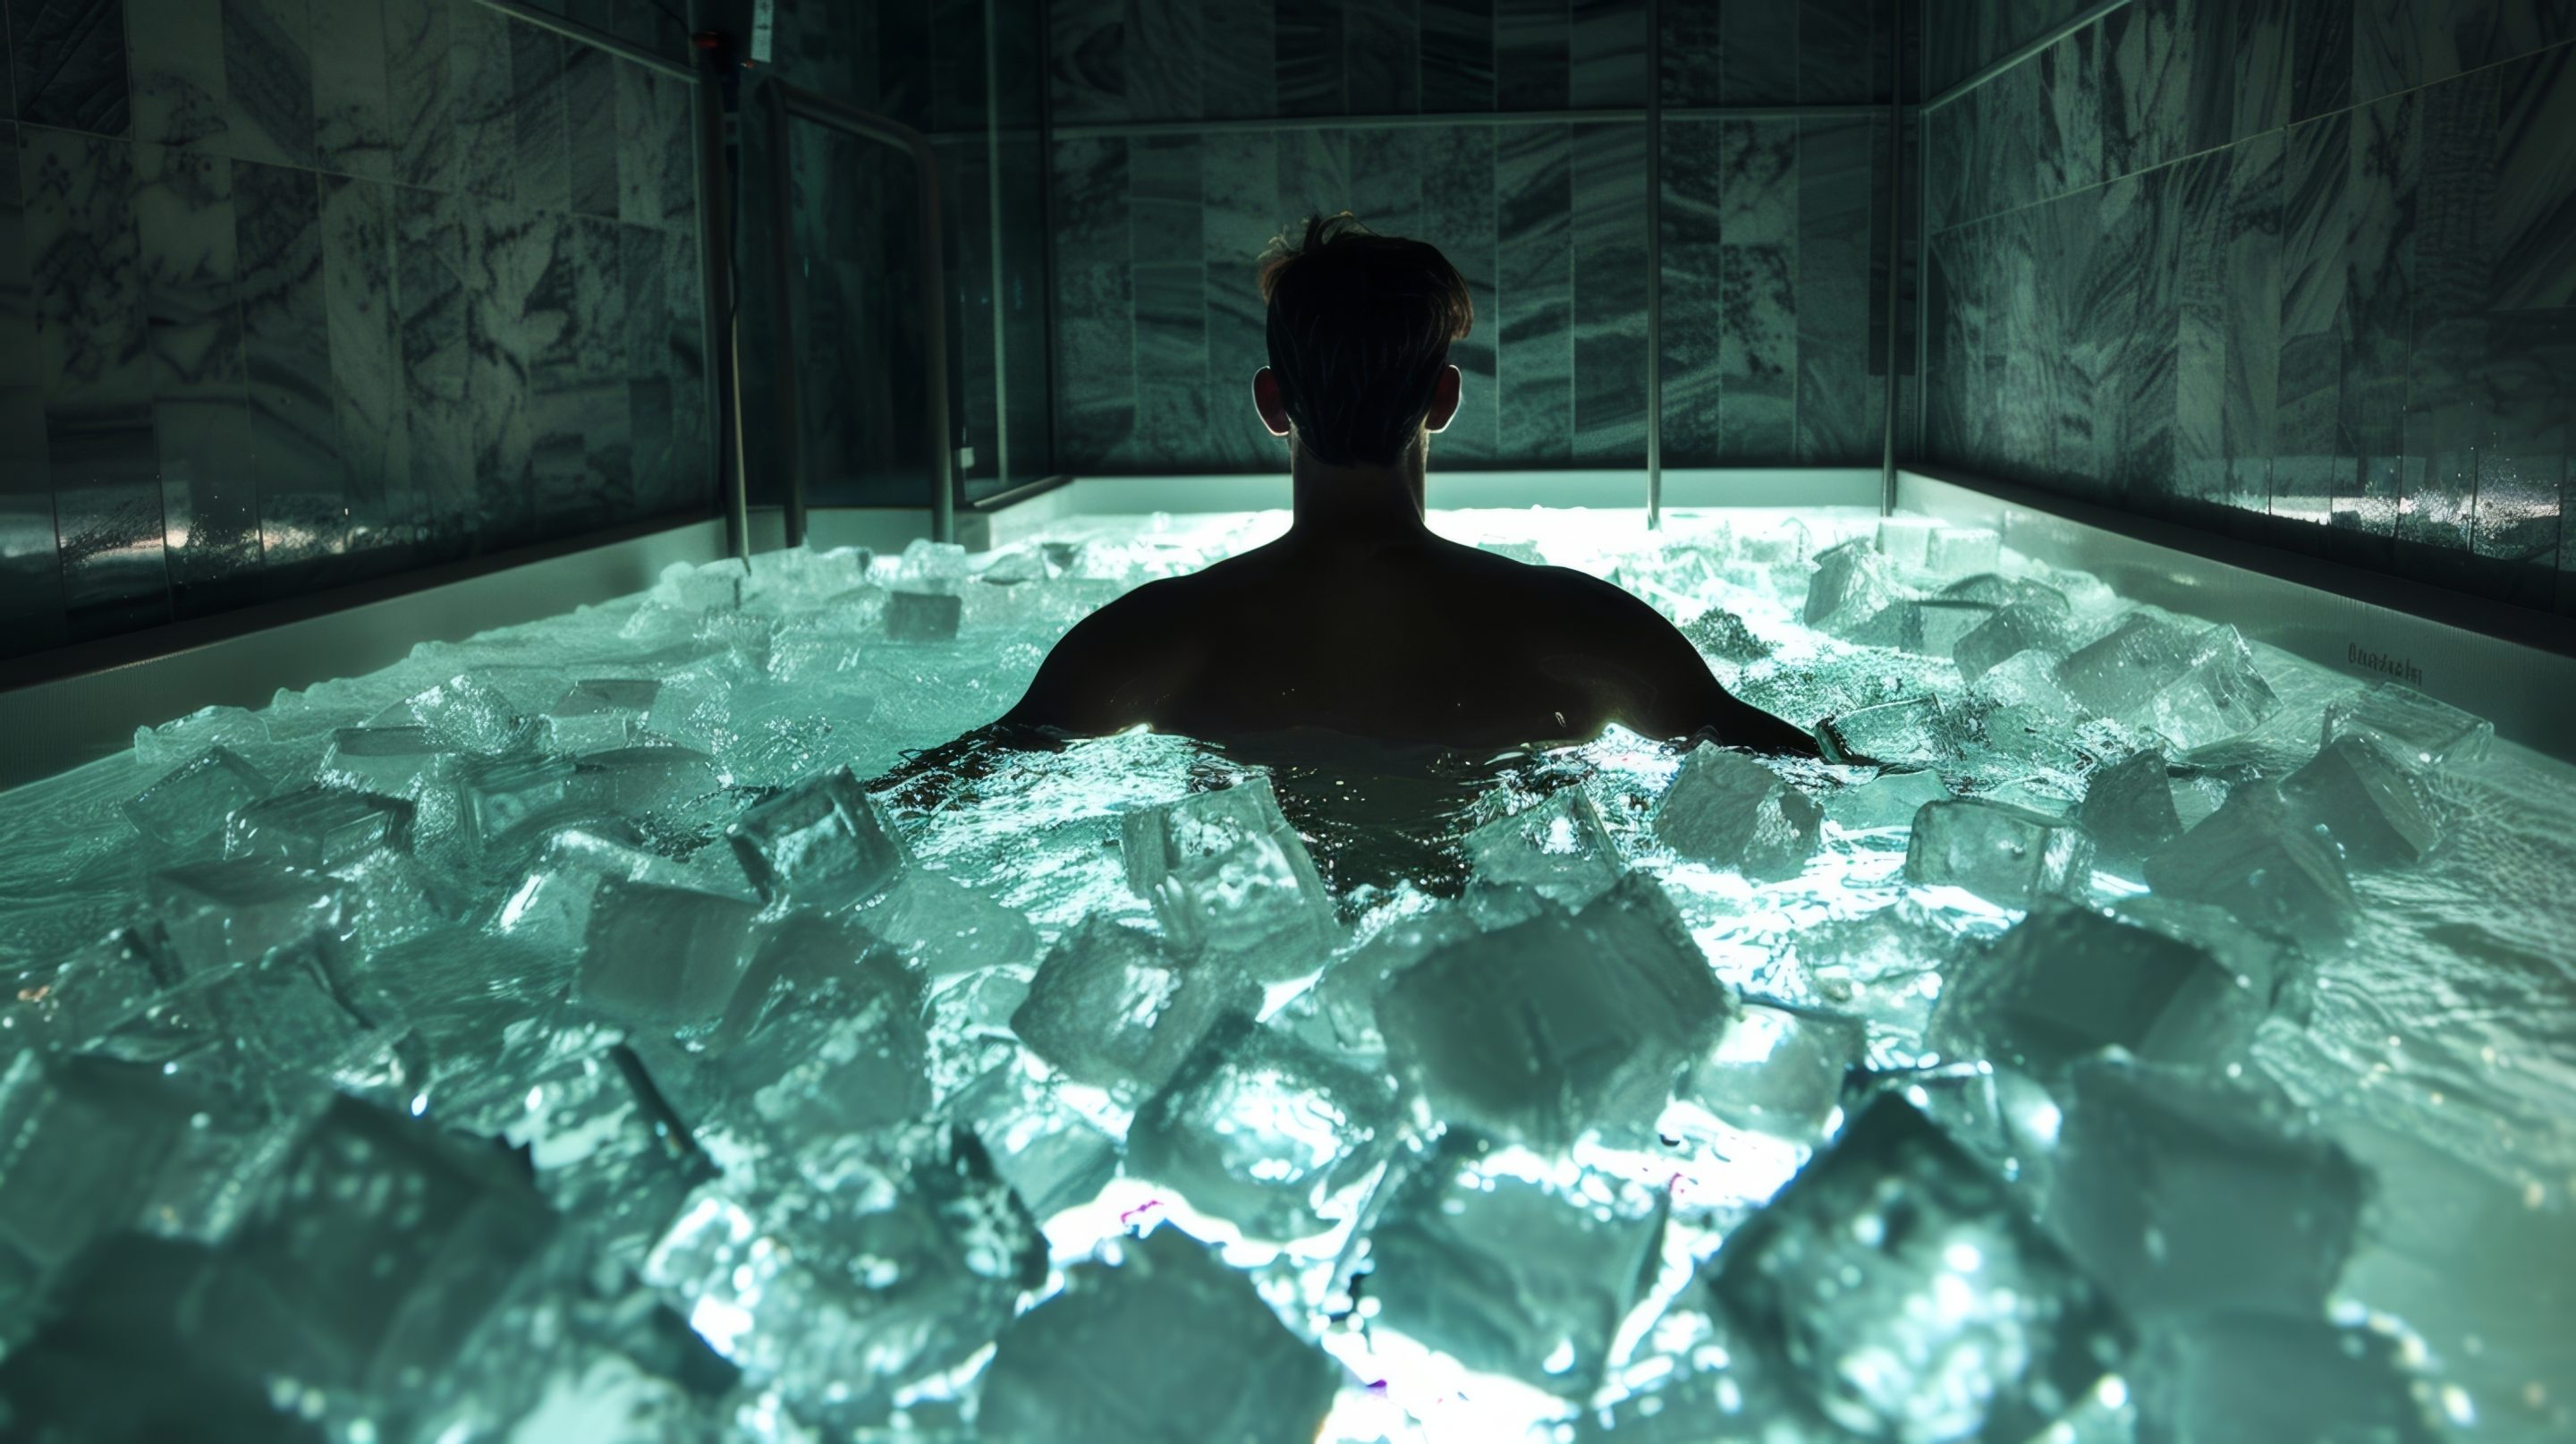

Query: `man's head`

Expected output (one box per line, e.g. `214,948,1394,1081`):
1254,214,1472,468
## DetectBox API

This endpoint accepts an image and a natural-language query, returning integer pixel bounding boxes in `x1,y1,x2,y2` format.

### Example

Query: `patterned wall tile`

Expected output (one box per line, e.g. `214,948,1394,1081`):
1200,127,1280,469
453,0,516,200
1051,0,1126,124
1657,0,1720,106
313,0,394,181
13,0,132,135
1422,123,1497,462
1716,118,1797,463
510,23,569,213
564,46,617,217
2401,71,2495,578
1494,120,1571,460
133,140,258,606
1570,121,1644,465
1131,133,1207,467
1052,136,1136,471
394,183,471,562
1797,117,1877,464
1799,0,1878,106
131,0,230,149
1495,0,1567,110
1657,117,1723,463
1276,0,1347,117
1569,0,1645,110
1348,0,1422,115
1130,0,1208,123
2287,0,2350,123
1719,0,1797,107
221,0,316,170
386,0,454,193
2223,126,2283,527
1421,0,1495,113
1203,0,1280,120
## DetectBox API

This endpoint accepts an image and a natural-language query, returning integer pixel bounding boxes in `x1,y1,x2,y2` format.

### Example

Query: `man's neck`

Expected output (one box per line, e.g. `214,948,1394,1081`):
1286,436,1429,544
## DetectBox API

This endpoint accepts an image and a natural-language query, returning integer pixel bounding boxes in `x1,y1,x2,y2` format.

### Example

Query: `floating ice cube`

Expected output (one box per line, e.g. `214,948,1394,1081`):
1876,515,1946,567
2143,784,2356,939
1826,768,1952,832
1462,786,1625,907
493,828,737,952
977,1227,1340,1444
2138,626,2281,752
217,1094,558,1393
2282,734,2441,867
937,1065,1122,1220
2055,614,2200,718
648,1129,1044,1424
1682,606,1773,662
378,674,529,755
319,726,451,795
1897,598,1999,657
1902,798,2095,906
1377,874,1733,1147
1925,527,2002,573
0,929,163,1052
151,858,343,973
726,765,909,911
1821,694,1946,767
710,913,930,1137
133,703,268,769
2130,1313,2445,1444
651,557,746,610
1010,913,1259,1094
454,753,585,857
1803,540,1912,638
1121,775,1301,891
1975,647,2081,718
2045,1057,2364,1320
1953,601,2075,681
539,680,660,754
1674,1002,1865,1142
860,867,1041,976
477,1028,716,1269
1367,1133,1669,1398
1127,1015,1400,1242
224,786,413,869
0,1051,204,1289
1705,1093,2127,1443
571,745,728,831
576,877,762,1027
1787,905,1960,1041
1652,743,1821,881
123,747,275,850
1929,899,2284,1075
886,589,963,641
1123,780,1336,977
2321,681,2493,769
897,538,973,587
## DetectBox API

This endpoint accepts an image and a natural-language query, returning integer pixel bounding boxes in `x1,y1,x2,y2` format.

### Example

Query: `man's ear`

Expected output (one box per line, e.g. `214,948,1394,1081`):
1252,367,1292,437
1425,364,1462,434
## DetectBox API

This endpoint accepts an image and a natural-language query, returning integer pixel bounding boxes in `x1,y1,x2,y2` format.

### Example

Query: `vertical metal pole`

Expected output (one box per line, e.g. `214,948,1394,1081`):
762,84,810,549
1037,0,1062,479
1644,0,1664,531
1879,1,1905,516
694,35,750,563
920,142,957,544
983,0,1011,493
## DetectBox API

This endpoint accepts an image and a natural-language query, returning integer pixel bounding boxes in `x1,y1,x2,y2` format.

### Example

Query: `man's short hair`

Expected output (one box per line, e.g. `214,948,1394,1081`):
1258,213,1474,467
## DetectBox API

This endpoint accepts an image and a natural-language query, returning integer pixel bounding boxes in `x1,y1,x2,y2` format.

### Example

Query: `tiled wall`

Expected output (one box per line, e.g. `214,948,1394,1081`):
731,0,1052,510
0,0,712,663
1047,0,1907,475
1920,0,2576,614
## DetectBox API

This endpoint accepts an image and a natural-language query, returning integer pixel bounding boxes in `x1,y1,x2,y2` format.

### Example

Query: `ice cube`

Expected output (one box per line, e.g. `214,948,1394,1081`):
1803,540,1912,638
571,745,728,831
1902,798,2094,906
1127,1015,1400,1242
1010,913,1259,1094
886,589,963,641
644,1129,1044,1423
216,1094,558,1393
710,912,931,1137
1787,905,1956,1039
1376,874,1734,1147
1826,768,1952,832
133,703,268,769
1674,1002,1865,1142
454,753,586,857
1974,647,2080,718
2055,614,2200,718
223,786,413,868
1682,607,1773,662
1943,573,2069,612
651,557,746,610
1123,781,1337,977
2281,734,2441,867
936,1065,1122,1220
1652,743,1822,881
1953,601,2075,681
2044,1057,2364,1320
539,679,660,754
860,867,1042,976
2143,784,2356,939
151,858,343,973
726,765,909,911
1929,899,2285,1075
2074,748,2185,868
1121,775,1301,890
380,673,529,754
1462,786,1626,907
1478,539,1547,565
576,877,762,1028
2321,681,2493,769
897,538,973,587
1821,694,1947,767
123,747,274,849
1925,527,2002,573
0,1051,203,1287
1875,515,1946,566
0,929,164,1052
1367,1133,1669,1398
1705,1093,2127,1443
319,726,452,795
1897,599,1998,658
493,828,734,951
476,1029,716,1269
2131,1313,2445,1444
979,1227,1341,1444
2138,626,2281,752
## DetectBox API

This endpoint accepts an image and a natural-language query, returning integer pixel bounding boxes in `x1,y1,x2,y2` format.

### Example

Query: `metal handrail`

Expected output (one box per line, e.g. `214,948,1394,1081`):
760,81,957,547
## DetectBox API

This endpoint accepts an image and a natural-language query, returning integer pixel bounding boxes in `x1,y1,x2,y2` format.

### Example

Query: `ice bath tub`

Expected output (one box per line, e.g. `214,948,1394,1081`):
1,486,2571,1442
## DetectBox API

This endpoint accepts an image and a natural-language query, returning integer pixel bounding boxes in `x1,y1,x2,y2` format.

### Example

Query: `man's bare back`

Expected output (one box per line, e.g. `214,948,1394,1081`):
1004,527,1815,754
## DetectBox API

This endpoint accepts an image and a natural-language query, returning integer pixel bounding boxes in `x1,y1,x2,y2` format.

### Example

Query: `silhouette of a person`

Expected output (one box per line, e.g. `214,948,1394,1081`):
1003,214,1816,758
